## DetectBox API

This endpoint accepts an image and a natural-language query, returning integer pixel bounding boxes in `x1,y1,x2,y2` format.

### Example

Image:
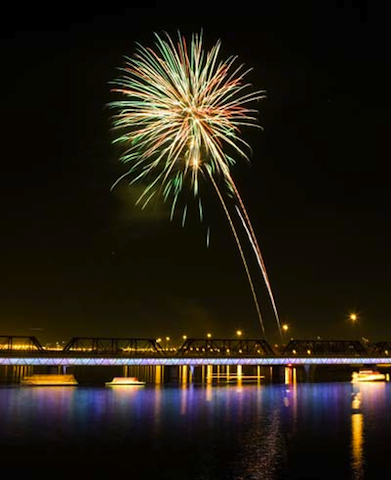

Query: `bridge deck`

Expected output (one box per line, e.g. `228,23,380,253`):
0,354,390,366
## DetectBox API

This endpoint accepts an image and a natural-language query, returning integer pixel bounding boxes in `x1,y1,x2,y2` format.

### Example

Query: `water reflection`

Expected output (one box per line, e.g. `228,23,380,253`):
232,384,306,479
351,411,364,479
1,382,391,476
234,403,286,480
349,381,388,479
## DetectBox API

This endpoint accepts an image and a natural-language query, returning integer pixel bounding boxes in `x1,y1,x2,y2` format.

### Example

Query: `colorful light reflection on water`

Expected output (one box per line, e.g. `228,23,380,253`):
0,382,391,478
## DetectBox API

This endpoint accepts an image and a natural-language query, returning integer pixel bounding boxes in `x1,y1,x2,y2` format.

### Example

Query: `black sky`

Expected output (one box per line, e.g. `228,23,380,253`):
1,2,391,344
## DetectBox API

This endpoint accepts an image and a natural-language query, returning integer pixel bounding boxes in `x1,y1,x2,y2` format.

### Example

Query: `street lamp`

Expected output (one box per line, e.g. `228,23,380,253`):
349,313,360,339
282,324,289,345
236,330,242,337
207,333,212,339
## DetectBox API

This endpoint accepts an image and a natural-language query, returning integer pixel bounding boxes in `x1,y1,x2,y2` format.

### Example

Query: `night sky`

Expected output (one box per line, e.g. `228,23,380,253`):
2,3,391,344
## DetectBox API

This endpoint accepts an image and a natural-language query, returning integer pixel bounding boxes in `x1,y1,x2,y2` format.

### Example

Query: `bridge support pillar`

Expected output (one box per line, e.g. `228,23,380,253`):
179,365,189,384
303,364,316,382
284,366,297,384
164,365,179,383
155,365,163,384
271,365,285,383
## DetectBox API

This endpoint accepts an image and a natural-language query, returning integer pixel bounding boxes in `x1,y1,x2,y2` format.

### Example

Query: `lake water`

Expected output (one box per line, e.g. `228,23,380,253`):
0,381,390,478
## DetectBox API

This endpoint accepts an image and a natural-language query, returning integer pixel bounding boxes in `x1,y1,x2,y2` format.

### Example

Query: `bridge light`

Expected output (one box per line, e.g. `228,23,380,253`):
350,313,357,322
207,333,212,339
239,349,243,354
165,337,170,341
292,349,297,354
307,349,311,355
282,324,289,332
236,330,242,337
156,338,162,343
182,335,187,340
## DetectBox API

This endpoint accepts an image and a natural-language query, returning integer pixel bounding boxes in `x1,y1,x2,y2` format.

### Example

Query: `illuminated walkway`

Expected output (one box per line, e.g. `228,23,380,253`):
0,355,390,367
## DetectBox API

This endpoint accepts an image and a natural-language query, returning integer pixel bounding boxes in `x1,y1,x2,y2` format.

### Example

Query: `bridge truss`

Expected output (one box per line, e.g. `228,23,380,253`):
62,337,166,356
177,338,275,357
0,336,43,352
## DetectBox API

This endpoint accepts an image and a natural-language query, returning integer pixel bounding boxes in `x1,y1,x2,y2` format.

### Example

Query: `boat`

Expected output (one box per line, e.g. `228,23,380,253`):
20,374,78,386
105,377,146,387
351,370,386,383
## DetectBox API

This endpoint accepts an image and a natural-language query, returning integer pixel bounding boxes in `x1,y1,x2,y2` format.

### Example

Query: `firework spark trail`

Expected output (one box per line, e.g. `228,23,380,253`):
108,31,280,338
209,174,266,337
228,172,282,337
235,204,282,338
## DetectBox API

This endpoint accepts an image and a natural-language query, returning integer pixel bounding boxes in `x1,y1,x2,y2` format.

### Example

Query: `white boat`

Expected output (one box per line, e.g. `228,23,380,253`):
351,370,386,383
21,374,78,386
105,377,146,387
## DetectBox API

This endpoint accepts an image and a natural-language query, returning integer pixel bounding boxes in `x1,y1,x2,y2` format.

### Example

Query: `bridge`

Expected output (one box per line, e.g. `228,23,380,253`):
1,335,390,367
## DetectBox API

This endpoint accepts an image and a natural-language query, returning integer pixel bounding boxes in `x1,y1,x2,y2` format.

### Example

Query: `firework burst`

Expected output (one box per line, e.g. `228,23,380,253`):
108,31,281,338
